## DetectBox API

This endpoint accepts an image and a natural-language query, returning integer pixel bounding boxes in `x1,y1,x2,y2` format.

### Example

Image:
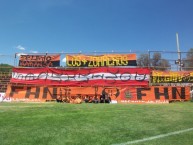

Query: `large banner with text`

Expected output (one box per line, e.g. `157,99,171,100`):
11,67,150,86
152,70,193,83
66,54,137,67
19,54,60,67
5,85,190,103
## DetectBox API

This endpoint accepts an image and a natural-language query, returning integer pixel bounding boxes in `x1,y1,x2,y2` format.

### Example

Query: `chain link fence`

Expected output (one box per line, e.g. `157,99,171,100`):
1,51,190,70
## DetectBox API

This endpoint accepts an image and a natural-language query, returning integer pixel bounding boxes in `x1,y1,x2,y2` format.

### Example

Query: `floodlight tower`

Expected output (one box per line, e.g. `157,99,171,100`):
176,33,182,71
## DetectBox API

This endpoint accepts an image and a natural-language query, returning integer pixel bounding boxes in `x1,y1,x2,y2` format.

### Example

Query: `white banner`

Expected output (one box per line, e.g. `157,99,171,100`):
0,92,11,102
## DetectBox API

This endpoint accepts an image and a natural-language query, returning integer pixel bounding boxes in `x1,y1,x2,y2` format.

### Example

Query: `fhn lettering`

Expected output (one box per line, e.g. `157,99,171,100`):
8,86,188,101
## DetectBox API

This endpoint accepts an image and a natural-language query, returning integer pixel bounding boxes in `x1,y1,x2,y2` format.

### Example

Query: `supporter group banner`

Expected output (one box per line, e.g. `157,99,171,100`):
19,54,60,67
152,70,193,83
66,54,137,67
5,85,190,103
11,67,150,86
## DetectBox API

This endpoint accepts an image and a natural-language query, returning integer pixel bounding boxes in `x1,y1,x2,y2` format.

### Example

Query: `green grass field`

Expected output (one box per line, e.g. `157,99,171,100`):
0,102,193,145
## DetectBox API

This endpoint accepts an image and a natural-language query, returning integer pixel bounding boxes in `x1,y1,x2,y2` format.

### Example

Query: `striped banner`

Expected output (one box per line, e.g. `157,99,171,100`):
11,67,150,86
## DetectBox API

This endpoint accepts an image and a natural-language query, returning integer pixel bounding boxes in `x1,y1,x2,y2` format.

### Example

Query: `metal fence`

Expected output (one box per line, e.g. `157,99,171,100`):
0,51,191,70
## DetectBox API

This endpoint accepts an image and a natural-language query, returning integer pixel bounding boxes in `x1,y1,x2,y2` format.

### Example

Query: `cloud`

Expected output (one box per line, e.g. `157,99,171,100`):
30,50,38,53
16,45,26,50
16,53,27,57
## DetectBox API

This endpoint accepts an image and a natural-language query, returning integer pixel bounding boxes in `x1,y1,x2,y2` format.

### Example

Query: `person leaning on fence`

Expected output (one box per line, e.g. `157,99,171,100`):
56,95,63,103
190,89,193,102
74,97,82,104
105,94,111,103
92,96,99,103
100,94,105,103
84,95,89,103
100,94,111,103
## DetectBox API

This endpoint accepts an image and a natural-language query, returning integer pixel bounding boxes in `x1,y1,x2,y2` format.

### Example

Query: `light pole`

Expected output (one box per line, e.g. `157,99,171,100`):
176,33,182,71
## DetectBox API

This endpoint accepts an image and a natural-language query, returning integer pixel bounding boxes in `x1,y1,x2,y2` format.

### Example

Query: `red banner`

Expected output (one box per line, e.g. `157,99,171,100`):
11,67,150,86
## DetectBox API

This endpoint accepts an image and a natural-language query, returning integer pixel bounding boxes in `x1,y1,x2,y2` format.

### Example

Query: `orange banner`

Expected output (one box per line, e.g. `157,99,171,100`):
5,85,190,103
19,54,60,67
66,54,137,67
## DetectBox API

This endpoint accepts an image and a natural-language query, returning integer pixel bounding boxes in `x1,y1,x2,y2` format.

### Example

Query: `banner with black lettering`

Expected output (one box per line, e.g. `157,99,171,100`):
5,85,190,103
152,70,193,83
19,54,60,67
11,67,150,86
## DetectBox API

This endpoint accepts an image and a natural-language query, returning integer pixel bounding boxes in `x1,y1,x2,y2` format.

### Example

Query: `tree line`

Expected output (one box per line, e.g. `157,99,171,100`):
137,48,193,71
0,63,13,73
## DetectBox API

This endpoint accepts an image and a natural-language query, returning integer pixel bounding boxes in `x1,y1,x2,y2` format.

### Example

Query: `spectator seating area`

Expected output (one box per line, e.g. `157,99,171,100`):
0,72,11,92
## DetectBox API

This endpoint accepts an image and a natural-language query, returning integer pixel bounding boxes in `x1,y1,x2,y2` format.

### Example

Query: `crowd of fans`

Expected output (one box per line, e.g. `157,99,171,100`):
56,93,112,104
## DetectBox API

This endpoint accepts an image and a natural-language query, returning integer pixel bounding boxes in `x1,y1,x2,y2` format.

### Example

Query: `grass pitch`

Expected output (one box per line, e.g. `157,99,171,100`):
0,102,193,145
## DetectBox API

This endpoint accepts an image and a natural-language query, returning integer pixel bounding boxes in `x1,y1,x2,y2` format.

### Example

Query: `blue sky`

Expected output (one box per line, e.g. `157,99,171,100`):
0,0,193,56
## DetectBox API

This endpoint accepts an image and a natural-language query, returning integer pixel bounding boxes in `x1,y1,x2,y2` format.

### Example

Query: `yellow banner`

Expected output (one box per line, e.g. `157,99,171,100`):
152,70,193,83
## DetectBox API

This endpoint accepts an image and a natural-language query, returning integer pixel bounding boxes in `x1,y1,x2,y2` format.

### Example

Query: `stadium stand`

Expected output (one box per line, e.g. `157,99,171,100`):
0,72,11,92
